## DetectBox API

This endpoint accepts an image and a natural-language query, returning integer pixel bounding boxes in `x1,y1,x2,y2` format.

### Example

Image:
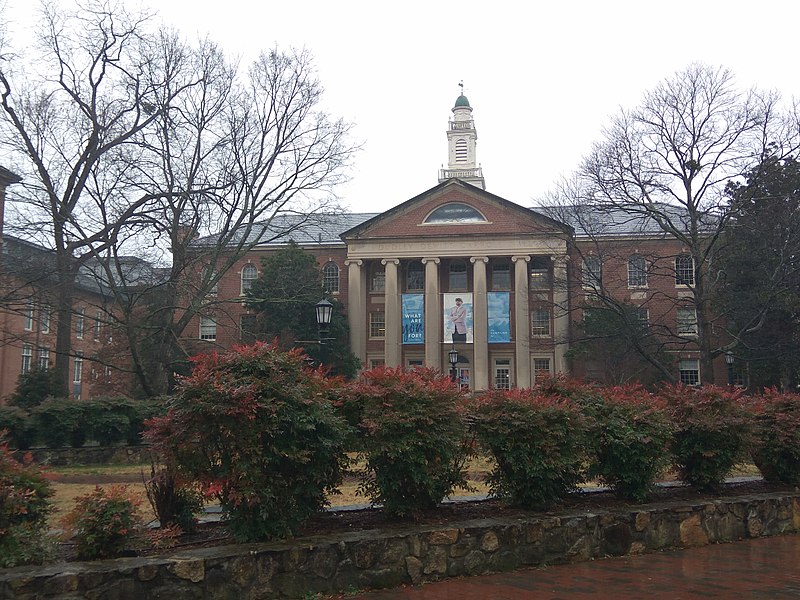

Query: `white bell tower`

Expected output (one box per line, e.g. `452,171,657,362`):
438,82,485,190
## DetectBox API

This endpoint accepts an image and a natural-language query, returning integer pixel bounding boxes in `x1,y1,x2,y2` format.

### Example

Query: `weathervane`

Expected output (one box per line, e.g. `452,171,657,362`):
458,80,464,95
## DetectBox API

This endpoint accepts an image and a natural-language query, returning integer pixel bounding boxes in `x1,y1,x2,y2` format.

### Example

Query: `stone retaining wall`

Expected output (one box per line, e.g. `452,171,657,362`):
2,491,799,599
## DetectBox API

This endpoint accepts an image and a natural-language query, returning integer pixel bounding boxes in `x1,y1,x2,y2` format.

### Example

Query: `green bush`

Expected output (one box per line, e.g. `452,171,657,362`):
0,405,36,449
471,388,589,510
344,367,470,518
748,389,800,484
124,397,167,445
581,385,672,502
7,368,59,410
62,485,141,560
0,437,54,567
661,385,751,491
145,342,348,542
85,398,131,446
32,397,88,448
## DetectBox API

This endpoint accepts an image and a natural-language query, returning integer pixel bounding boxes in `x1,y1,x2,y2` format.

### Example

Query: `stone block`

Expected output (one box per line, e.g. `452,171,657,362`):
422,547,448,575
480,531,499,552
428,529,460,545
169,558,205,583
679,514,709,546
463,550,486,575
635,511,650,531
601,523,632,557
405,556,423,584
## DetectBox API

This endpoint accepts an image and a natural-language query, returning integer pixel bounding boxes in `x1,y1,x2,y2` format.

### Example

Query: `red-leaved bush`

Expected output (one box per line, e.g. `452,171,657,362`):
660,384,751,491
343,367,470,518
581,384,672,501
748,389,800,484
145,342,349,541
470,388,589,509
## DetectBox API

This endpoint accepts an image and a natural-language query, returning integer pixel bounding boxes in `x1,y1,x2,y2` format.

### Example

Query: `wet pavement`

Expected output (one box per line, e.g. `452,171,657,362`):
344,533,800,599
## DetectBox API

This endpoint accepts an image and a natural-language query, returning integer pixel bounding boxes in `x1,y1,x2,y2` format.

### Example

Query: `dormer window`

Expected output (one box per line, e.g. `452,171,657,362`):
424,203,487,224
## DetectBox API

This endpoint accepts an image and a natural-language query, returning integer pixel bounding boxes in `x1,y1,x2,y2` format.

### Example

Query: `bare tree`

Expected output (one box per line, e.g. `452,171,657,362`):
543,64,798,384
83,44,356,395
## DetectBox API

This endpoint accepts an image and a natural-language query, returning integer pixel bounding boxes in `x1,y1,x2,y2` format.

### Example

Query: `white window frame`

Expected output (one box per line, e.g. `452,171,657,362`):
76,308,85,339
73,352,83,384
41,305,51,334
369,311,385,338
627,255,648,288
582,256,602,289
21,344,33,374
493,358,512,390
679,359,700,385
323,262,340,294
675,255,695,286
94,310,102,340
531,309,551,337
24,300,34,331
677,307,698,336
37,347,49,371
532,356,553,383
200,316,217,341
370,264,385,293
240,264,258,295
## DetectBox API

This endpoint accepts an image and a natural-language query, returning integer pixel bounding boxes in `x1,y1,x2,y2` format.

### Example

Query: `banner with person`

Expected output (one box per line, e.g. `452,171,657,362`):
443,293,473,344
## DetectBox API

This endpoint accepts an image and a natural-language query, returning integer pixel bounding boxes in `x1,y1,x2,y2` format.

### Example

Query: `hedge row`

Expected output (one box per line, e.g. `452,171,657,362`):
145,342,800,544
0,397,167,449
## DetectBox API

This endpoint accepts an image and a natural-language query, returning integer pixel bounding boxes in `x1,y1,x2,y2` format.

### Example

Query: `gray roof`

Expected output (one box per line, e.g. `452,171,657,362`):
535,203,695,238
194,212,378,248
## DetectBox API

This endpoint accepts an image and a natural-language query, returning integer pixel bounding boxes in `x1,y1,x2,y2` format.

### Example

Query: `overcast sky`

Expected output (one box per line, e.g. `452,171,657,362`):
5,0,800,214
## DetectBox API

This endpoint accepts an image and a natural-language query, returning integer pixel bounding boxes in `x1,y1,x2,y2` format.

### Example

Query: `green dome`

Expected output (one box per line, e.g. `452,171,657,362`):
454,94,471,108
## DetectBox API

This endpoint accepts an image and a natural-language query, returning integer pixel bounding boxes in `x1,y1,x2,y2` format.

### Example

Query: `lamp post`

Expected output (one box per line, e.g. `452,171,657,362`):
448,346,459,384
725,351,735,386
315,298,333,342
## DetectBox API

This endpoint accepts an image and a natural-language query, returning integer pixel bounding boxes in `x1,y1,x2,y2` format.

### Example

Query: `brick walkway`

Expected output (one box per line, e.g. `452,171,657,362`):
344,533,800,599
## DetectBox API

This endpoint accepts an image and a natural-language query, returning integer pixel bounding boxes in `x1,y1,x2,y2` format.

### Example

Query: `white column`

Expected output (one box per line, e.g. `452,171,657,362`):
552,255,569,374
471,256,489,390
512,255,531,388
421,257,441,370
345,259,365,368
382,259,401,367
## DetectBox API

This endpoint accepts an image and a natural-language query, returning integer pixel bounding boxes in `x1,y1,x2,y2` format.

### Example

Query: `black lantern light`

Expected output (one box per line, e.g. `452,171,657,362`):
315,298,333,338
448,346,459,383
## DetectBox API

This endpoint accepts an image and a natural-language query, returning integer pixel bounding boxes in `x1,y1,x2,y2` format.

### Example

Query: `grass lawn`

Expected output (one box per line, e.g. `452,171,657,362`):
45,458,759,527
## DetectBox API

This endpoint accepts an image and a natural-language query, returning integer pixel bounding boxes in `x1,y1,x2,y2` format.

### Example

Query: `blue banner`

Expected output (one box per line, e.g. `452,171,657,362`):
488,292,511,343
402,294,424,344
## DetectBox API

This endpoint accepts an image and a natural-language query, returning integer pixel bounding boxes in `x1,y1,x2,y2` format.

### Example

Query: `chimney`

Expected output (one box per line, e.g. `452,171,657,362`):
0,166,23,242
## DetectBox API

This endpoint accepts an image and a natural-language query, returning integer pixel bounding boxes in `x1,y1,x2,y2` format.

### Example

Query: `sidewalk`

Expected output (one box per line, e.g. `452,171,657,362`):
343,533,800,599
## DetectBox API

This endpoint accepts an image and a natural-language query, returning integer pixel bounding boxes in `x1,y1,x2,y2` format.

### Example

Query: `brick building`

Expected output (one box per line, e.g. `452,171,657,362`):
184,93,730,390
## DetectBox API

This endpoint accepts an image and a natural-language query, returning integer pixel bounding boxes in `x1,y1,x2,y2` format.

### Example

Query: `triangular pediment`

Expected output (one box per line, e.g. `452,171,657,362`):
341,179,572,242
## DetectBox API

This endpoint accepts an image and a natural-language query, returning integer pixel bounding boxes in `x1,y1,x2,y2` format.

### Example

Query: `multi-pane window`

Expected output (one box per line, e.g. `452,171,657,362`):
369,312,385,338
582,256,602,289
448,260,467,291
529,257,551,289
406,261,424,292
494,359,511,390
369,359,385,369
323,262,340,294
76,308,85,339
73,353,83,384
533,358,551,382
94,310,102,340
20,344,32,374
531,309,551,337
240,314,257,343
635,307,649,329
627,255,648,287
241,264,258,294
24,300,34,331
41,305,51,334
675,255,695,286
679,359,700,385
199,316,217,341
370,265,385,293
491,261,511,291
677,307,698,336
204,266,218,296
37,347,49,371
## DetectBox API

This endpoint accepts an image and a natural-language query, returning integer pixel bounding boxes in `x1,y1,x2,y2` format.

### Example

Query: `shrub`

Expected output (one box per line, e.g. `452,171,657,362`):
32,397,88,448
124,397,167,445
581,385,672,502
471,388,589,510
144,461,203,533
344,367,470,518
0,406,36,449
661,385,751,491
85,398,132,446
7,368,59,410
62,485,141,560
145,342,348,542
748,389,800,484
0,437,54,567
